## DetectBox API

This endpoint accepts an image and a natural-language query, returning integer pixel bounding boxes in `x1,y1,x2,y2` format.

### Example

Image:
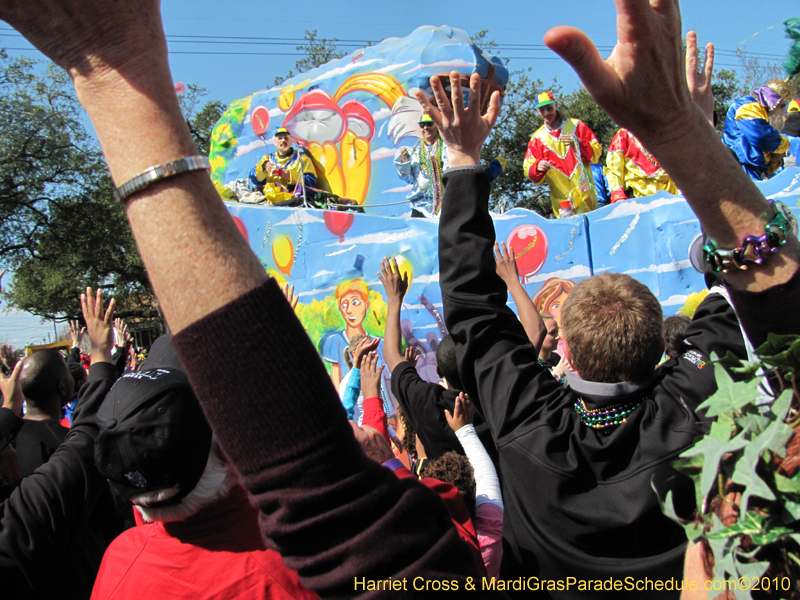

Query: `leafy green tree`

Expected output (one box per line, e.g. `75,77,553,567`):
480,69,554,216
0,51,221,323
274,30,346,86
178,83,225,155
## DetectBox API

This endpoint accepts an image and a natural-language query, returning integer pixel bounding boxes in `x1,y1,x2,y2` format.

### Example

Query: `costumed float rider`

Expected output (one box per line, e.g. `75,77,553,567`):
783,99,800,161
394,114,503,218
605,128,677,203
722,80,792,181
523,91,602,218
248,127,318,204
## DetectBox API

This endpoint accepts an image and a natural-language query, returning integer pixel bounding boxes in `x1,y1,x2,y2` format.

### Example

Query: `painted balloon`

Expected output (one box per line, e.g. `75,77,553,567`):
393,255,414,287
324,211,355,243
272,236,294,276
232,215,249,243
506,225,548,283
251,106,270,138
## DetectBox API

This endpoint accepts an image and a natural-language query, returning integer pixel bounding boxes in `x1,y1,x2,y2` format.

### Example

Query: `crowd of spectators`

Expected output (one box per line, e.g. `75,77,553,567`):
0,1,799,599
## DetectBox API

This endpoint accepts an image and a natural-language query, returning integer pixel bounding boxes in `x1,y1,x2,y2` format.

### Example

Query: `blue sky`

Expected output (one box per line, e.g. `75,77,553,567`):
0,0,797,346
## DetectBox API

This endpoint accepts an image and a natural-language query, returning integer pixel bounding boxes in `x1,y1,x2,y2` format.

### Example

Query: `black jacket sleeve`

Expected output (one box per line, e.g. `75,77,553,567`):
0,361,117,597
438,168,566,443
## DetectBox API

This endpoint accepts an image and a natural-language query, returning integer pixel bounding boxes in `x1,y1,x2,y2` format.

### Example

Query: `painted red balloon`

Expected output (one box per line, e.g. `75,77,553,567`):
232,215,249,243
506,225,548,283
251,106,270,138
324,211,355,243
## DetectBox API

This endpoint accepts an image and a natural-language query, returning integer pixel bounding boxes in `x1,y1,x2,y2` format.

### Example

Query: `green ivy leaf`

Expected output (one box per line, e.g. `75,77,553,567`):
756,333,800,358
775,471,800,494
756,334,800,373
706,511,766,540
697,363,762,417
783,500,800,522
682,425,750,504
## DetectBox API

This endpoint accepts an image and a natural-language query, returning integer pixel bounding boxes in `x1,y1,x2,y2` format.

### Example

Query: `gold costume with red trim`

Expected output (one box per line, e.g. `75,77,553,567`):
523,118,602,217
605,129,677,203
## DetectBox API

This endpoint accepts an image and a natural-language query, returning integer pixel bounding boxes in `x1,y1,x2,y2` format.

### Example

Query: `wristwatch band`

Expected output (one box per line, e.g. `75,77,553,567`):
114,156,211,204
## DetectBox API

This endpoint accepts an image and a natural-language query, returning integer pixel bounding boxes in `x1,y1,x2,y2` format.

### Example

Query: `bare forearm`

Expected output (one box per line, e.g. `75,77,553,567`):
383,300,405,371
505,280,546,351
73,57,266,332
640,108,799,292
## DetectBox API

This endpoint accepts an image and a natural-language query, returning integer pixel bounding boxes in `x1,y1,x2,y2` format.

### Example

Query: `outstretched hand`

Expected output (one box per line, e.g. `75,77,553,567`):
494,241,521,286
0,344,17,373
685,31,715,125
350,421,394,464
444,392,474,432
0,362,23,416
360,351,385,399
281,283,299,310
0,0,165,80
378,257,409,304
543,0,697,149
415,71,501,167
68,320,86,348
353,336,381,370
404,346,419,367
81,287,115,364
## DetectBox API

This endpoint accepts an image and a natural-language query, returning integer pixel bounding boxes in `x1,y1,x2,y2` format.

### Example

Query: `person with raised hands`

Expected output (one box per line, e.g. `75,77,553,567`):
418,5,796,596
444,392,504,579
0,3,493,595
0,288,121,599
379,256,496,463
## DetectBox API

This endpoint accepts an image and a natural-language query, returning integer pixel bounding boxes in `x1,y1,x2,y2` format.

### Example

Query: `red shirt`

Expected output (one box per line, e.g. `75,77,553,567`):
91,486,318,600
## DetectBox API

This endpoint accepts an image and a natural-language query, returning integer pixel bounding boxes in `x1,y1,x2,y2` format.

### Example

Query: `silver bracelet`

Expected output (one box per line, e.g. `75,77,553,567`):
114,156,211,204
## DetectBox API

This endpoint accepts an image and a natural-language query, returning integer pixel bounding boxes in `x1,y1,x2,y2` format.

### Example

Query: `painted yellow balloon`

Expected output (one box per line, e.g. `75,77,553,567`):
272,236,294,276
393,255,413,287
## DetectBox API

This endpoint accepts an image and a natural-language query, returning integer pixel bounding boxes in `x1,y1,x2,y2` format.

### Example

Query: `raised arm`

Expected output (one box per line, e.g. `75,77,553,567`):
494,242,546,351
0,287,117,595
0,3,487,595
541,11,798,296
378,257,409,372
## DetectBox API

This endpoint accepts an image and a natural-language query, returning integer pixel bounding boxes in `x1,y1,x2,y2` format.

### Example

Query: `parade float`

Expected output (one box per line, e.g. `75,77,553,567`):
208,25,800,394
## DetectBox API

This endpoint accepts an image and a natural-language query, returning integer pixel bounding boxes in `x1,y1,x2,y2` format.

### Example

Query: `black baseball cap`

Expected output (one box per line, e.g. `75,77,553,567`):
94,335,212,505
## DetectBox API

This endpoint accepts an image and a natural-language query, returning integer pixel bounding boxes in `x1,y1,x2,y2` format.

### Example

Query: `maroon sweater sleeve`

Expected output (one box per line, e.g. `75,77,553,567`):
173,279,493,599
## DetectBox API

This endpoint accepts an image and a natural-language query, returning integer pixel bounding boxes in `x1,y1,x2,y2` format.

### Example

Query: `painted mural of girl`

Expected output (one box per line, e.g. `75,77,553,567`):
531,277,575,330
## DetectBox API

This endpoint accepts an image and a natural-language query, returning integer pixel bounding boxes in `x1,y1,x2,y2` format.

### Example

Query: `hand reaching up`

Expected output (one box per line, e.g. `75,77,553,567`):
415,71,501,167
360,351,385,400
353,337,381,370
404,346,419,368
68,320,86,348
0,344,17,373
444,392,474,433
0,361,23,416
542,0,697,149
494,241,521,287
81,287,115,364
685,31,715,125
281,283,299,310
378,257,409,305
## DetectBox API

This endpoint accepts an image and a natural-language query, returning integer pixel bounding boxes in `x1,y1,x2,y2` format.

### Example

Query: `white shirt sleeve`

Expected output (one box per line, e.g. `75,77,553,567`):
454,424,503,510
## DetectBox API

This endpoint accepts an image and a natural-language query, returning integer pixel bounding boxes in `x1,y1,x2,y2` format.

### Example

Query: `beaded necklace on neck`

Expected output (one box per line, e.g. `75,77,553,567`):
419,138,443,214
574,397,642,429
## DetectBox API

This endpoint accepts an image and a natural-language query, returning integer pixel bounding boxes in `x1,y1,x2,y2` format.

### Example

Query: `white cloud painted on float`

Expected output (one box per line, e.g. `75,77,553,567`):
326,229,424,246
273,210,325,226
596,195,686,221
524,265,592,283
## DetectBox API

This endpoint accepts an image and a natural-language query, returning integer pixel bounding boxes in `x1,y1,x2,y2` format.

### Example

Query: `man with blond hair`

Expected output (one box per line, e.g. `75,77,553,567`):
428,31,780,597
